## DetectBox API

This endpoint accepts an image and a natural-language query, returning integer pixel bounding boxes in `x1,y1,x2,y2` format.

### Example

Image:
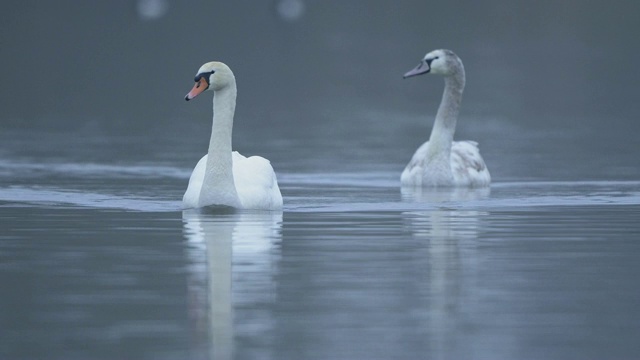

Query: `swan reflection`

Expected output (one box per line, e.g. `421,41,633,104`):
402,187,489,239
402,187,488,359
183,209,283,360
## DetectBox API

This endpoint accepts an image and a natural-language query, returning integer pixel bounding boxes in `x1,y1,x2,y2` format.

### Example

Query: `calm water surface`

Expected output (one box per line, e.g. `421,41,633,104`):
1,128,640,360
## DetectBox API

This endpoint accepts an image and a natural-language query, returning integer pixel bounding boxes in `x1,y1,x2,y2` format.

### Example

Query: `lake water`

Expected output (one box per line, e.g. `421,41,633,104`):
3,1,640,358
1,124,640,360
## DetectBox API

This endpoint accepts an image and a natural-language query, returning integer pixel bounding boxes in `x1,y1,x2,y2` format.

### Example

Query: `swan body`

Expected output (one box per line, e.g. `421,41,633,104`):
401,49,490,188
182,61,283,210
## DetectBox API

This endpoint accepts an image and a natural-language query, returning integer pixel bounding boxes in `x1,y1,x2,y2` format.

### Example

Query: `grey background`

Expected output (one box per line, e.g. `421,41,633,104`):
2,1,638,134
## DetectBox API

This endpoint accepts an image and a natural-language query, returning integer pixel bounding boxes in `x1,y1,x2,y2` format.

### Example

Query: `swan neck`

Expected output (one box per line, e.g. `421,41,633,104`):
428,70,465,153
208,86,237,161
199,84,240,206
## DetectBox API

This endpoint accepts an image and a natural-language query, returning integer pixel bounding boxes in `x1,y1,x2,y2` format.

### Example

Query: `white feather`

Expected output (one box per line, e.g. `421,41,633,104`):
182,62,283,210
401,49,491,188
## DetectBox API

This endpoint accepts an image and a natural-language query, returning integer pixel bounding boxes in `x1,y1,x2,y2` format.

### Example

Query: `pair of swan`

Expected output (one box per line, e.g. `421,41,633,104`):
182,49,490,210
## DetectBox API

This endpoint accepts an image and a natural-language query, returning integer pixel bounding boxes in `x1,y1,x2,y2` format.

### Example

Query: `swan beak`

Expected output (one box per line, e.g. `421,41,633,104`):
185,78,209,101
403,62,430,78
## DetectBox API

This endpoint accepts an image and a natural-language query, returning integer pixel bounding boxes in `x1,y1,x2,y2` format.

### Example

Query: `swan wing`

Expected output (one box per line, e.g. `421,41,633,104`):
232,151,283,210
183,154,208,208
451,141,491,187
401,140,491,187
400,141,430,186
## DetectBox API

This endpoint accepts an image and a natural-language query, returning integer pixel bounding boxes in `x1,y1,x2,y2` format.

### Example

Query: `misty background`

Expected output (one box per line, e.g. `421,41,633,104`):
1,0,639,176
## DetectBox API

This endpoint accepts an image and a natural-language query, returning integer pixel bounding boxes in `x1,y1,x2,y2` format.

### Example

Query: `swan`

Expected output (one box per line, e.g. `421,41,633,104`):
401,49,490,188
182,61,283,210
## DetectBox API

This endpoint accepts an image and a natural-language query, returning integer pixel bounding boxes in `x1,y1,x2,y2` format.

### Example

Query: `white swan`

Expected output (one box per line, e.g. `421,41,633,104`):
182,61,283,210
401,49,490,188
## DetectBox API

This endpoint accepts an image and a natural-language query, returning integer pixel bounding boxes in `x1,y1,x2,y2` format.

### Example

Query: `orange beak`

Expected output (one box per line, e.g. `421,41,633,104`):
185,78,209,101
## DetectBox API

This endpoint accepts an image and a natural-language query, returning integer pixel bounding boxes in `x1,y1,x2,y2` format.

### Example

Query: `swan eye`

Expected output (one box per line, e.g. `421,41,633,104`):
425,56,438,65
194,70,215,83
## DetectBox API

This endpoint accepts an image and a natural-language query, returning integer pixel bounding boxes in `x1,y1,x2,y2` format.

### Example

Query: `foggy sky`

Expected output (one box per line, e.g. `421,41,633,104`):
1,0,639,134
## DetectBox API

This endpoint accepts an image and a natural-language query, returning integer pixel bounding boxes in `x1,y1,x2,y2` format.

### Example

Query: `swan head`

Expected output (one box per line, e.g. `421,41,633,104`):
185,61,235,101
403,49,462,78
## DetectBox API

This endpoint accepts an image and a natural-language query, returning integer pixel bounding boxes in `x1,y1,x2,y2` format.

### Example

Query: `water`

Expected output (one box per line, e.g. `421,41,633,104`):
1,125,640,360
